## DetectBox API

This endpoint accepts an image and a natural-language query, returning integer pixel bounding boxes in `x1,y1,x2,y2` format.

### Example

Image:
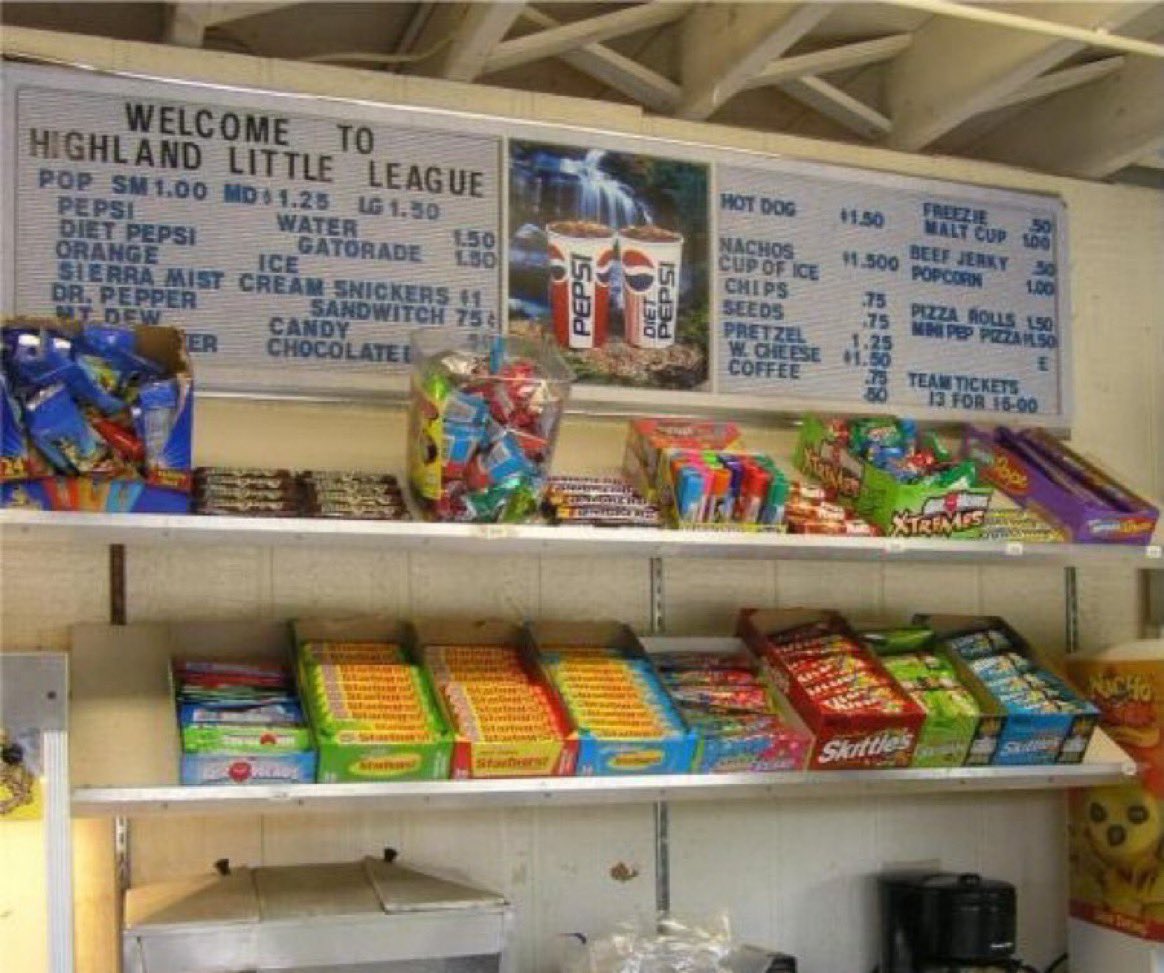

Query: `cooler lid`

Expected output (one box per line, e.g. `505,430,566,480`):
922,872,1014,895
124,868,259,932
363,858,508,913
254,862,382,921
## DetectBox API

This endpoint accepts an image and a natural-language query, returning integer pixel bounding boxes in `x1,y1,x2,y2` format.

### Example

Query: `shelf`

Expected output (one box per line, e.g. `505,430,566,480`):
68,621,1136,819
71,737,1137,817
4,509,1162,567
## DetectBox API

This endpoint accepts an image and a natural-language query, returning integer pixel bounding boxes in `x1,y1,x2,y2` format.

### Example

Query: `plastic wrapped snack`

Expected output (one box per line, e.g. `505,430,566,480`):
408,331,573,523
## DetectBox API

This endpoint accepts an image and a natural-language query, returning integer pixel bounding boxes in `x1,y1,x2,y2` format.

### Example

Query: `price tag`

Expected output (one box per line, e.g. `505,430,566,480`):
885,538,907,554
1004,542,1024,557
1147,545,1162,560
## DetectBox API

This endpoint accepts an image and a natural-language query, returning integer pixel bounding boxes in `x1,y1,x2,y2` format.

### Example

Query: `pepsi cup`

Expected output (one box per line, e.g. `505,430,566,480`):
618,225,683,350
547,220,615,350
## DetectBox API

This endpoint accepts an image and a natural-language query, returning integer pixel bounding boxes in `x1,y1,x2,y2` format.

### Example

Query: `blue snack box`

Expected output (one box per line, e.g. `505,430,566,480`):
526,621,699,776
915,614,1099,765
179,751,317,786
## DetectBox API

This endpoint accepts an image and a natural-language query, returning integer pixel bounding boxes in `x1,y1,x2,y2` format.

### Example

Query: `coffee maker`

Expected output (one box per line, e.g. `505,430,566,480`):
879,871,1018,972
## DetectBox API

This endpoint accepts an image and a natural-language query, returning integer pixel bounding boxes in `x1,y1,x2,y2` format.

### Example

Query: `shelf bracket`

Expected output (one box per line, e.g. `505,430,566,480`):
1064,566,1079,654
648,555,671,918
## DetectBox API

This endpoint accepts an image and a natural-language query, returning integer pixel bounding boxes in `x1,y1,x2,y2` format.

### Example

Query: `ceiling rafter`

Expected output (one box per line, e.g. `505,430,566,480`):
884,2,1151,152
779,76,892,140
970,50,1164,178
163,1,297,47
404,3,526,81
743,33,912,91
678,3,831,121
518,7,679,114
483,2,688,77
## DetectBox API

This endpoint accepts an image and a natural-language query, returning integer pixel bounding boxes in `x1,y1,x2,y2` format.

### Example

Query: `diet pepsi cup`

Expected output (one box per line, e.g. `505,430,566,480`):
547,220,615,350
618,225,683,350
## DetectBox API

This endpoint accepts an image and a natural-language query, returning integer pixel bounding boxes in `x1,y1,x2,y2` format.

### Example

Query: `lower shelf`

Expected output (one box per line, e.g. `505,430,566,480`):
72,728,1135,817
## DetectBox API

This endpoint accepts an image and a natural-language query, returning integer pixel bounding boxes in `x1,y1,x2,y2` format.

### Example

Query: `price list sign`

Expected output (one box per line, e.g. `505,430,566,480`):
716,163,1066,421
4,67,502,394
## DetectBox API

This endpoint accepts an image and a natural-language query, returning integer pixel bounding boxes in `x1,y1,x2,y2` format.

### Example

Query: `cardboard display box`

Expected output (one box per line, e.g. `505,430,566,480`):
918,614,1099,765
738,609,926,770
528,621,699,776
415,618,577,779
794,414,993,539
293,618,453,783
1,318,193,513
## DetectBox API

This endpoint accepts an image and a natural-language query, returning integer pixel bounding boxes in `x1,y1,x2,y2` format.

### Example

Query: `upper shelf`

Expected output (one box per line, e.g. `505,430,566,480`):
3,509,1162,567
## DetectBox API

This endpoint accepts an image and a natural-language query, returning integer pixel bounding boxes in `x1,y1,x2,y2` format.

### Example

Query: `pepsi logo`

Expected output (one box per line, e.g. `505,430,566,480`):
549,242,567,283
595,247,614,287
622,248,656,294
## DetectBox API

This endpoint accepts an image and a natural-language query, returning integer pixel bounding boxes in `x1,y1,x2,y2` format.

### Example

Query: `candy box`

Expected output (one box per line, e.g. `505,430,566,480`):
1,317,194,513
527,621,698,775
964,425,1159,545
917,614,1099,765
1065,640,1164,941
641,636,812,773
860,626,1006,768
407,330,572,523
622,417,743,503
416,618,577,778
653,448,789,532
292,618,452,783
738,608,926,770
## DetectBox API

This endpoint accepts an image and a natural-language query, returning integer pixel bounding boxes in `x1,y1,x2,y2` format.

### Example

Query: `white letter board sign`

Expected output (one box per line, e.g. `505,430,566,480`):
1,63,1070,423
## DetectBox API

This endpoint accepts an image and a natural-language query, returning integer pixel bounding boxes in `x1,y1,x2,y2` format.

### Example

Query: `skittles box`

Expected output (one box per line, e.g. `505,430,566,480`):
919,614,1099,765
795,415,993,539
739,609,925,770
529,621,698,775
965,425,1158,544
417,618,577,779
293,618,452,783
2,317,193,513
1067,640,1164,941
860,625,1005,768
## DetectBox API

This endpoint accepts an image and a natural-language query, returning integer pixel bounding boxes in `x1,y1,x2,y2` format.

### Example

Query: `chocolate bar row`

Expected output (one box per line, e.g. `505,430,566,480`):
194,468,410,521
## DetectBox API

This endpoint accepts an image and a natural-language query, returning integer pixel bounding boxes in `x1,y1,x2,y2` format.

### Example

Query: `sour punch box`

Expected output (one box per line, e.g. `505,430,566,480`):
739,609,925,770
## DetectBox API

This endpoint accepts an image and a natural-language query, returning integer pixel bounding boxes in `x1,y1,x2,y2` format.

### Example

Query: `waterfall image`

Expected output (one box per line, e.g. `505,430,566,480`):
509,139,710,391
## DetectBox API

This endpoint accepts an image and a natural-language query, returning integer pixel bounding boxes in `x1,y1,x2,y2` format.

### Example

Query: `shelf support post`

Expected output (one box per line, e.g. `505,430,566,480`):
648,555,671,917
1064,566,1080,654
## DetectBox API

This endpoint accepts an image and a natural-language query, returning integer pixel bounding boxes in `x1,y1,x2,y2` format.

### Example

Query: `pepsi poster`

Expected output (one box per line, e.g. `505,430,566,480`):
507,140,710,391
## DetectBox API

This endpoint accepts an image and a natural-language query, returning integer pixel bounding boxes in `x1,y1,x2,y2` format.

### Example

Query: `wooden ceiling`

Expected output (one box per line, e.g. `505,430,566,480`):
5,1,1163,186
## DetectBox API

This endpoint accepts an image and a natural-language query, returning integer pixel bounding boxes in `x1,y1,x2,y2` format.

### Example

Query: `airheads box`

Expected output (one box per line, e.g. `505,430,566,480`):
416,618,577,779
292,618,452,783
739,608,926,771
623,417,743,502
1,317,193,513
918,613,1099,765
965,426,1159,545
528,620,698,776
795,414,993,539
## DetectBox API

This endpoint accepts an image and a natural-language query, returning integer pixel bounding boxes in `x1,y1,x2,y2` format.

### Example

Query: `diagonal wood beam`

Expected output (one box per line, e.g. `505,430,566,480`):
743,34,912,91
163,2,300,47
483,2,688,77
779,76,892,140
884,2,1149,152
970,52,1164,178
407,3,525,81
519,7,680,114
679,3,831,120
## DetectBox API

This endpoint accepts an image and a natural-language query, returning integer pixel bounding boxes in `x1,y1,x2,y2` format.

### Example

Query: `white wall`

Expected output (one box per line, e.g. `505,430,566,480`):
2,26,1163,973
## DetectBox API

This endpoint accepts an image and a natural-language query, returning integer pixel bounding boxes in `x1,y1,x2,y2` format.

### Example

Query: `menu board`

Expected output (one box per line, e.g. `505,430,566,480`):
3,66,502,395
1,63,1070,422
716,163,1065,418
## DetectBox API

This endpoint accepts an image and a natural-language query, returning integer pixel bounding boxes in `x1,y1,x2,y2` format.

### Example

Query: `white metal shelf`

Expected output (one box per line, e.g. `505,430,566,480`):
3,509,1162,567
70,736,1136,818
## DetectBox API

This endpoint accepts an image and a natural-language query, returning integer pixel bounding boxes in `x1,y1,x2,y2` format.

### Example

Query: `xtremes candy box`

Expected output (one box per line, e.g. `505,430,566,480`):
918,613,1100,765
529,621,698,776
965,426,1159,544
2,317,193,513
739,608,926,770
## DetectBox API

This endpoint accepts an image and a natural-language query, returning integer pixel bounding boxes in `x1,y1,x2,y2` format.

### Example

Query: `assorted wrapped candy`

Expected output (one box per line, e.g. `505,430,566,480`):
784,481,879,536
194,467,410,520
2,319,193,511
660,449,788,529
653,647,810,773
542,475,661,528
408,332,572,523
829,416,977,489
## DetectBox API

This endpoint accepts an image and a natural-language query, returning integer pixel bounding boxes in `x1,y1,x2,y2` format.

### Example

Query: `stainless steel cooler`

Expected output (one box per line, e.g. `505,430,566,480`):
122,857,510,972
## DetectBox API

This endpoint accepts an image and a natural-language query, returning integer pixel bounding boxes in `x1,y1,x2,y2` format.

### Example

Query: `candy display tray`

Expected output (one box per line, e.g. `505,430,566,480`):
293,618,453,783
917,613,1100,766
527,620,700,776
